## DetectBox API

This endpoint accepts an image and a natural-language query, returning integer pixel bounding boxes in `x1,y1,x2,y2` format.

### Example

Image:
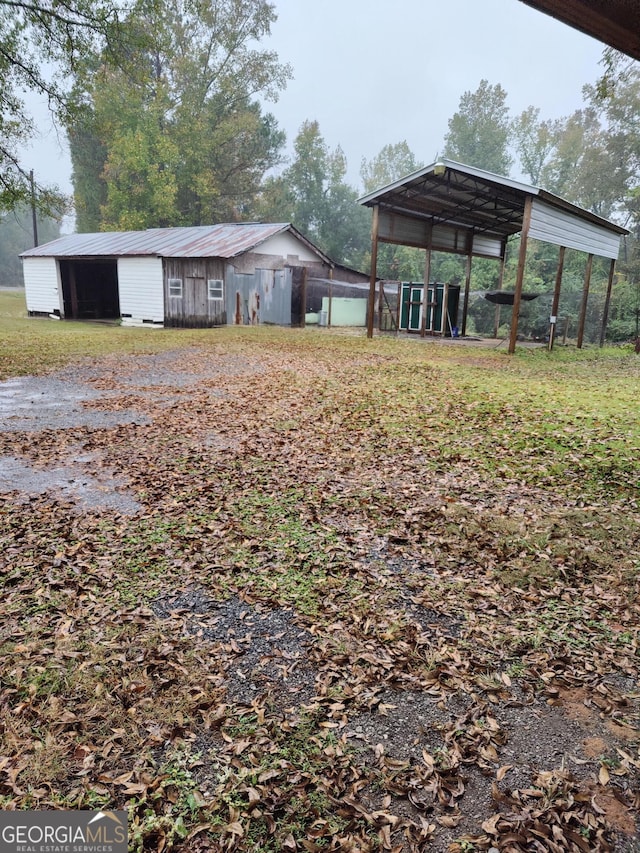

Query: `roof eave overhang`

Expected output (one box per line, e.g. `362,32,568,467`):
517,0,640,62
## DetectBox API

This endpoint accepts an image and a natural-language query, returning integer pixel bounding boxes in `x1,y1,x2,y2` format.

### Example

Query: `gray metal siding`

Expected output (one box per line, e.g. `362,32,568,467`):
530,199,622,259
226,267,292,325
379,210,502,258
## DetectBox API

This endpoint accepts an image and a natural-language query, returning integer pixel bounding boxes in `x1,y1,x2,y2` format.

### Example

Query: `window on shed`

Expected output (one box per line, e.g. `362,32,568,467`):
208,279,224,300
168,278,183,298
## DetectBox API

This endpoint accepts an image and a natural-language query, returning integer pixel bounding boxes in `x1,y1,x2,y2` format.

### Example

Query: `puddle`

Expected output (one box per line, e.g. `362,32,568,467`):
0,455,141,514
0,376,148,432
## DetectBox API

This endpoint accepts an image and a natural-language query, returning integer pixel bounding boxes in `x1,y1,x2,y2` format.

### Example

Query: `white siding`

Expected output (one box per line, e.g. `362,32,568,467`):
23,257,62,314
530,199,622,260
471,234,503,259
258,232,324,262
117,257,164,325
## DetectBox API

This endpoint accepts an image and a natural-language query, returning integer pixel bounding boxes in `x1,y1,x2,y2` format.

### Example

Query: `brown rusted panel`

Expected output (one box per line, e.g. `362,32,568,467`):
290,266,306,327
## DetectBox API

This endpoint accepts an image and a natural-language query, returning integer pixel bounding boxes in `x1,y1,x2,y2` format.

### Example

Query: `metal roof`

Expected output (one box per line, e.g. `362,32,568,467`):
21,222,334,265
518,0,640,61
358,159,627,244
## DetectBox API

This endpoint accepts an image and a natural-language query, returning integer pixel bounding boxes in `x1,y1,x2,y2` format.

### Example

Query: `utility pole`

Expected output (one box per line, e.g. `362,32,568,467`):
30,170,38,247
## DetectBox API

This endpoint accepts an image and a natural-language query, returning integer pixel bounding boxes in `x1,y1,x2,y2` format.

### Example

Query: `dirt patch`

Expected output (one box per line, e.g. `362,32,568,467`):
152,589,317,708
591,785,638,837
0,348,261,510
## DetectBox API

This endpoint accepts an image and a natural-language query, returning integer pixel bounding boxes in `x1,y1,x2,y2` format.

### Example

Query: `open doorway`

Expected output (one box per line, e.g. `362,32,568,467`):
59,260,120,320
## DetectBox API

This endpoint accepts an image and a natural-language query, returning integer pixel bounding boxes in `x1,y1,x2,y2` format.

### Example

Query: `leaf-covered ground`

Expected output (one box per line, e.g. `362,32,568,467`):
1,317,639,852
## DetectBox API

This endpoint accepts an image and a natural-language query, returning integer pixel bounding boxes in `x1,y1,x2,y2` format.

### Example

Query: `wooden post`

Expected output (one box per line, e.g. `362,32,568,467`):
461,242,473,337
378,275,384,331
548,245,566,352
69,265,79,319
442,282,449,336
508,195,533,355
493,250,506,338
420,248,432,337
395,281,401,336
367,205,379,338
599,258,616,347
30,170,38,248
576,252,594,349
300,266,308,328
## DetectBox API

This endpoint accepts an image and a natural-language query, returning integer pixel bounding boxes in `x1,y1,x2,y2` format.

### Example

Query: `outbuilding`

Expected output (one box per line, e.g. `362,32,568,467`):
359,159,629,352
20,223,364,328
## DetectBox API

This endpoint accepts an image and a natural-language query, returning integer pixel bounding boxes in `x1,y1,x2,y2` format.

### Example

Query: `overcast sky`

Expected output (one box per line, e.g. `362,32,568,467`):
24,0,607,216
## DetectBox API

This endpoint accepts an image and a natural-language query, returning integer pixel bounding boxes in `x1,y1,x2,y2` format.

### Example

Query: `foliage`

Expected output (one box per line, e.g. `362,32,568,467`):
255,120,371,270
360,141,422,194
0,307,639,851
68,0,290,230
511,106,560,185
539,108,627,219
0,0,126,215
0,206,60,287
443,79,513,175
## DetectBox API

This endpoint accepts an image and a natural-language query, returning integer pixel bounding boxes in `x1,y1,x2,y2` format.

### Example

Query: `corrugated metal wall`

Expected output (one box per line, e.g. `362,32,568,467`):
530,200,622,259
226,267,292,325
379,210,502,258
23,257,62,315
119,257,164,325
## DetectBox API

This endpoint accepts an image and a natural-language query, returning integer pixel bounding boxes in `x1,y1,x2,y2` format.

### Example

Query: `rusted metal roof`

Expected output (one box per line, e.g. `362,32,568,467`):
21,223,333,264
518,0,640,61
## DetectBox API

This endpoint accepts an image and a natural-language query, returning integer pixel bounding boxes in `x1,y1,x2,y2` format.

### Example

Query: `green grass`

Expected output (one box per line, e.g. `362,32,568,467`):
1,289,639,850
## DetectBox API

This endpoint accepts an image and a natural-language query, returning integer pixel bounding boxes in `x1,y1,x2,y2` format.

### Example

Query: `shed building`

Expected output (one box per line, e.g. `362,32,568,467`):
20,223,366,328
359,159,629,352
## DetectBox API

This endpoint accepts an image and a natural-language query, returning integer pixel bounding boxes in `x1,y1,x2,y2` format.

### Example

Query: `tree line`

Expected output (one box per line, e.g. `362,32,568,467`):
1,1,639,339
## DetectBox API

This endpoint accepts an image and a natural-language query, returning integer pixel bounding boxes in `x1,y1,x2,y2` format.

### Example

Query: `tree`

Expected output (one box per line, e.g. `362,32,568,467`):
68,0,290,230
443,79,513,175
512,107,560,185
255,120,370,270
360,141,424,280
0,0,123,215
585,59,640,340
0,206,60,286
360,141,422,194
539,108,627,219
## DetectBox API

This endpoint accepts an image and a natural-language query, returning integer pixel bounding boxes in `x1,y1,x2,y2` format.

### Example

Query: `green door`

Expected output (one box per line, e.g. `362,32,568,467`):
408,285,422,331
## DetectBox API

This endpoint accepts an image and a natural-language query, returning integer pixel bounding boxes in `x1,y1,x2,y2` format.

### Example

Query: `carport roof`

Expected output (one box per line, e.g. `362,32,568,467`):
358,159,628,246
21,222,333,265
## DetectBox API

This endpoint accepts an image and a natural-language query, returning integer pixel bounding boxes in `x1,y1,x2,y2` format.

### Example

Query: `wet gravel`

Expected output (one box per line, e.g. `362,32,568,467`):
152,588,318,707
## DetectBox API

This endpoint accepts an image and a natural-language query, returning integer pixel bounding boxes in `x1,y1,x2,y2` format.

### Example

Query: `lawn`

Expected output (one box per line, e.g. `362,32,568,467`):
0,290,639,852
